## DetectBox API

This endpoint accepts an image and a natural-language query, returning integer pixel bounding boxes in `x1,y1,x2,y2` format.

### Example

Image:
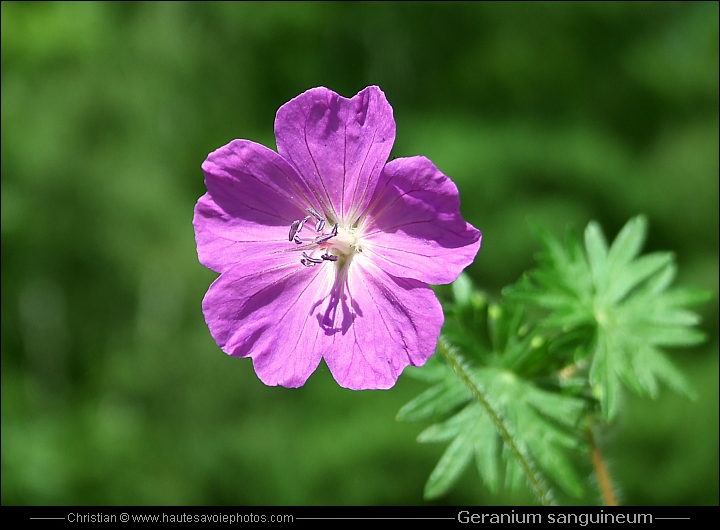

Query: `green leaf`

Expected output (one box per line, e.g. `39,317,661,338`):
584,221,609,292
642,262,677,295
629,345,695,399
530,220,567,267
515,216,710,420
589,326,621,421
452,273,474,307
543,307,594,329
661,287,713,307
638,346,696,399
397,381,471,423
525,385,586,428
403,350,587,500
472,409,500,493
503,445,527,492
417,403,477,443
605,252,672,304
606,215,647,268
403,215,710,502
402,353,448,383
644,326,706,347
423,428,475,499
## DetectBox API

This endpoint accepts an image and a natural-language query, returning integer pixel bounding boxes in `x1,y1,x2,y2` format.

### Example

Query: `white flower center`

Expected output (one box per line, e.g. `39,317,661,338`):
325,226,361,258
285,208,363,268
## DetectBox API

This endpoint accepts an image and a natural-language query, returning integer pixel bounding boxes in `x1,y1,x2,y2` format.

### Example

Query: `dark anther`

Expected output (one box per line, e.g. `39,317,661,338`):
301,252,324,264
288,220,300,242
306,207,324,223
290,209,340,268
289,215,312,242
297,215,310,233
314,224,338,244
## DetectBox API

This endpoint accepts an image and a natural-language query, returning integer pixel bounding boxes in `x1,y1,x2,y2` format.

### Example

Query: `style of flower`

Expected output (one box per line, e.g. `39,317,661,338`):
193,86,481,390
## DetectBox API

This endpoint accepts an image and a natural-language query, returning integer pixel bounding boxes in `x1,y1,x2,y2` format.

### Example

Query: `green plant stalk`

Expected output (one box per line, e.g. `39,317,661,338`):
437,338,556,506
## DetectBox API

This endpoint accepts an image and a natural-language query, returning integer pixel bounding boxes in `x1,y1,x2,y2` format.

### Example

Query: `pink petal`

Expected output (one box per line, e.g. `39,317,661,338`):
274,86,395,222
202,259,330,388
194,139,323,273
362,156,481,285
320,258,444,390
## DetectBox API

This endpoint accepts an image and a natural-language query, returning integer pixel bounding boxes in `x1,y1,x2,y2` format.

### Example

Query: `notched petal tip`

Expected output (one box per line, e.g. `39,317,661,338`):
274,85,396,220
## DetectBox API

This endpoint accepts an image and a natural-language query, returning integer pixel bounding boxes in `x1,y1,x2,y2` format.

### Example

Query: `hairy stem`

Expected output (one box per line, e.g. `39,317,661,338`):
588,430,618,506
437,338,555,506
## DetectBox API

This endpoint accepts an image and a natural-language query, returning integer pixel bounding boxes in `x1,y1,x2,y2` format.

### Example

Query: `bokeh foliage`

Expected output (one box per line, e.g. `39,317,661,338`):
2,1,717,505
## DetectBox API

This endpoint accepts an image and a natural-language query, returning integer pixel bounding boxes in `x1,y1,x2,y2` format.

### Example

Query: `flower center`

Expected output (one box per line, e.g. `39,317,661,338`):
286,208,362,267
326,226,360,257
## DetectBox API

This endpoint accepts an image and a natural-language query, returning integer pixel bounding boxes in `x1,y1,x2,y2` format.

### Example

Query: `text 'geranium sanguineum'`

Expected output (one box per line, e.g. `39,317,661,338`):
194,86,481,390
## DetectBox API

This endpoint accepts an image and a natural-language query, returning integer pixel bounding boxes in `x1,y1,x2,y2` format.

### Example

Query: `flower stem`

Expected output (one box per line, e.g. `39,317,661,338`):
437,338,555,506
588,429,618,506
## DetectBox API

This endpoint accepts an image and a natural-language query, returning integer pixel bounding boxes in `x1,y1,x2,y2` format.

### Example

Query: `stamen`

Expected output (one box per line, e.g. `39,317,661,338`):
288,209,344,268
301,252,324,265
306,207,324,222
288,220,300,242
296,215,310,233
301,252,324,264
314,224,338,244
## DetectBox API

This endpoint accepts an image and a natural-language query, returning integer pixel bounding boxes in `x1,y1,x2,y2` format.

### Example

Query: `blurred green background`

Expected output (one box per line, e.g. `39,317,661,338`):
2,1,717,506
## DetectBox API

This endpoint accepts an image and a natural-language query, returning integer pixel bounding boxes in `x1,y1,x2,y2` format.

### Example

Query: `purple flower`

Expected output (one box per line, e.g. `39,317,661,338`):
193,86,481,390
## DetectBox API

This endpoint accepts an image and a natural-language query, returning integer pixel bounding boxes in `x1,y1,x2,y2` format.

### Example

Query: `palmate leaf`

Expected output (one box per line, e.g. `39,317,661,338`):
402,217,708,504
400,274,592,502
417,401,497,497
404,354,587,501
506,215,710,420
397,371,472,423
